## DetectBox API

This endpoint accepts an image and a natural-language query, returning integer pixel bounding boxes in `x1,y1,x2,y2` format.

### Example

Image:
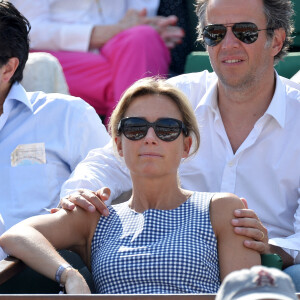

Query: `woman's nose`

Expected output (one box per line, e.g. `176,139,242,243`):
144,127,158,144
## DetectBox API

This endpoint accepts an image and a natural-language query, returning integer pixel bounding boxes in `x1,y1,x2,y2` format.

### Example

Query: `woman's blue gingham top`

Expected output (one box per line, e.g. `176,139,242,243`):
91,192,220,294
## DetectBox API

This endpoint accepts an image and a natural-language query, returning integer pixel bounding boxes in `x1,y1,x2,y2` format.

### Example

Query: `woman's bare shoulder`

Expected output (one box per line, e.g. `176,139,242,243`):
210,193,245,236
211,192,244,212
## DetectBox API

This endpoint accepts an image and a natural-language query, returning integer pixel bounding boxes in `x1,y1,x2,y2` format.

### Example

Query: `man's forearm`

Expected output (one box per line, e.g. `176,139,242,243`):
269,244,294,269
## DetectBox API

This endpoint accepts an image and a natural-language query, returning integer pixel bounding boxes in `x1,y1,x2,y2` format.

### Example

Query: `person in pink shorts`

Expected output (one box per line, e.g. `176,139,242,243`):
11,0,184,121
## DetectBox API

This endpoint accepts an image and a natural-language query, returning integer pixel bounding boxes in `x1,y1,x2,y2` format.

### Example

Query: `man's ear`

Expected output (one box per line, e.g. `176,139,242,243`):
115,136,123,157
2,58,19,83
271,28,286,58
182,136,192,158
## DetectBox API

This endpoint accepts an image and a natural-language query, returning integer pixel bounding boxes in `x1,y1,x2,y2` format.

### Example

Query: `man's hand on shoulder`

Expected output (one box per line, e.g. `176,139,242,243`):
51,187,111,216
232,198,294,268
231,197,270,254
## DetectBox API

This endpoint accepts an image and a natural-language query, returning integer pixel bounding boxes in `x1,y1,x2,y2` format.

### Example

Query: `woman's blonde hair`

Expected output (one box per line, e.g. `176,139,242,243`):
108,77,200,157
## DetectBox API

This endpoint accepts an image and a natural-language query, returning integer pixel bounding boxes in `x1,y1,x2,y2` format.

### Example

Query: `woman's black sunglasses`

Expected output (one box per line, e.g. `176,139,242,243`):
202,22,273,47
118,117,188,142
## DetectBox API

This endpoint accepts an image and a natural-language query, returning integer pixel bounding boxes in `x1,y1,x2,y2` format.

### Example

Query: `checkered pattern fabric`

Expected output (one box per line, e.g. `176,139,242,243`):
91,192,220,294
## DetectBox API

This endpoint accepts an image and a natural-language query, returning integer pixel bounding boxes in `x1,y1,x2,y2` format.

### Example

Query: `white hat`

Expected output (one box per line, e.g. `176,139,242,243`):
216,266,297,300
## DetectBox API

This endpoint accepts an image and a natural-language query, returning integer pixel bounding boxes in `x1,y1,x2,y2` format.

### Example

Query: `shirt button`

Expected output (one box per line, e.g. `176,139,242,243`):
228,161,234,167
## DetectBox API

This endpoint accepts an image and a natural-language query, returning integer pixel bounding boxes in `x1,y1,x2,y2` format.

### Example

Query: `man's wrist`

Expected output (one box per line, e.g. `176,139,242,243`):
268,244,295,268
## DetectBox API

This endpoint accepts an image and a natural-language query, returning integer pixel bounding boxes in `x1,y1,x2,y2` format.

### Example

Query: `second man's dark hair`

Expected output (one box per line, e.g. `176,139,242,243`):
0,0,31,83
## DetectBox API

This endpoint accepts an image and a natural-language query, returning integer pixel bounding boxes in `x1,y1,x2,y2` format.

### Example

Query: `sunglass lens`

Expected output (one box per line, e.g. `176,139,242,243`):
233,23,259,44
203,24,226,46
123,118,147,140
155,119,181,141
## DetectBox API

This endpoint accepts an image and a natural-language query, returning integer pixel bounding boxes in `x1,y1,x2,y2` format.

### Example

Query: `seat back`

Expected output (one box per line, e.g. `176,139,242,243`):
184,51,300,79
291,0,300,49
275,52,300,78
22,52,69,94
184,52,211,73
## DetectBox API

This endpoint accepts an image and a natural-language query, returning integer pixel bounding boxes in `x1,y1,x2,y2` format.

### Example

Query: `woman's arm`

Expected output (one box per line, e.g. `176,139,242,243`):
0,207,100,293
210,193,261,281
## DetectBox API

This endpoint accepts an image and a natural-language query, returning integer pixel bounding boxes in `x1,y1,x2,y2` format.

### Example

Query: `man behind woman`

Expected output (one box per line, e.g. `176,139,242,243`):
0,78,260,294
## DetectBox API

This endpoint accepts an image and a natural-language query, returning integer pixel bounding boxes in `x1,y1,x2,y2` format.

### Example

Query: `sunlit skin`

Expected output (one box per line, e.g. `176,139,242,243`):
115,94,192,212
206,0,275,91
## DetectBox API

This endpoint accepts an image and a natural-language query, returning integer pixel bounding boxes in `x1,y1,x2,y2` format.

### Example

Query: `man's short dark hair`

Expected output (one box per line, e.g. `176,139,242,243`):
0,0,30,83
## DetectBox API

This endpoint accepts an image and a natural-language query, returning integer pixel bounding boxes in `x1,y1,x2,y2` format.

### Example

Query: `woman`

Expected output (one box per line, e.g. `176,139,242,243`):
0,78,260,294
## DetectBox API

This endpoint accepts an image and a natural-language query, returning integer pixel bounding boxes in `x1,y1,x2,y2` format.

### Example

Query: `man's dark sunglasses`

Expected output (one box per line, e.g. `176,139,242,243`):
202,22,273,47
118,117,188,142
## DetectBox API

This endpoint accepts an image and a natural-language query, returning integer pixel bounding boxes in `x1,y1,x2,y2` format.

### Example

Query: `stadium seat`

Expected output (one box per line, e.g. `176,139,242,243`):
184,51,300,79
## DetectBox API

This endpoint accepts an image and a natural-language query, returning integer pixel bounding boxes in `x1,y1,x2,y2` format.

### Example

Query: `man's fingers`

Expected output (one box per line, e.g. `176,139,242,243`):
74,189,106,212
243,240,267,254
58,196,76,211
240,197,248,209
233,226,266,242
232,216,260,228
233,208,258,219
64,193,95,212
60,188,111,216
232,206,269,254
95,187,111,201
235,227,269,254
60,189,100,213
78,188,109,216
50,208,60,214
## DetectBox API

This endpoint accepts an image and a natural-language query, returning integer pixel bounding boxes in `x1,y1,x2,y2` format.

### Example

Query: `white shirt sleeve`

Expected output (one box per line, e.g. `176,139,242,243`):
65,100,111,172
269,189,300,263
10,0,93,51
269,237,300,263
60,141,132,205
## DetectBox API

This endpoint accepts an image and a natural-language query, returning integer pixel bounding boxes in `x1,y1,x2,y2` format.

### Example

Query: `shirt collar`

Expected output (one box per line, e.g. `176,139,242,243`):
194,71,286,128
264,71,286,128
195,75,219,114
5,82,33,112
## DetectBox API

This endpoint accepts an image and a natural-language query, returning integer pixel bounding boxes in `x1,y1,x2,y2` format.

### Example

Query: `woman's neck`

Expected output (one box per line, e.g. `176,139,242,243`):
128,175,192,213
